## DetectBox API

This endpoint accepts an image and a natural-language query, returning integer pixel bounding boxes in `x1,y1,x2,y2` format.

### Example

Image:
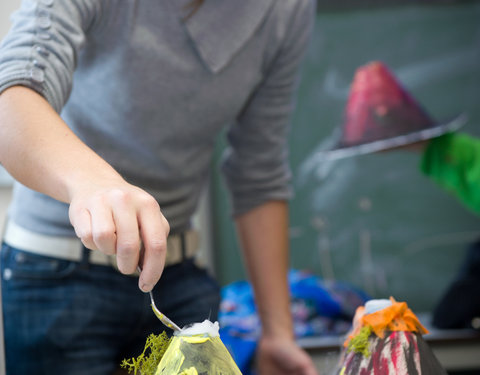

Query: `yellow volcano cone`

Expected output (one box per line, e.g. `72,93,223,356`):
155,320,242,375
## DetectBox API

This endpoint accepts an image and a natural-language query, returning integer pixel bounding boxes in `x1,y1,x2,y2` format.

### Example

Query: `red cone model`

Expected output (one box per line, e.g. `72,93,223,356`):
341,62,434,147
324,61,466,160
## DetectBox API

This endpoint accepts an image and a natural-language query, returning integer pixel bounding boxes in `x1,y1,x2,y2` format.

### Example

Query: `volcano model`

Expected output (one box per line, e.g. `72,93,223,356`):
323,61,466,160
338,298,447,375
155,320,243,375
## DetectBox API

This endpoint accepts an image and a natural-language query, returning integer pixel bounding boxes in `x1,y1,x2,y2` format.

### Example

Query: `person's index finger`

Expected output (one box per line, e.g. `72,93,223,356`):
138,236,167,292
137,211,168,292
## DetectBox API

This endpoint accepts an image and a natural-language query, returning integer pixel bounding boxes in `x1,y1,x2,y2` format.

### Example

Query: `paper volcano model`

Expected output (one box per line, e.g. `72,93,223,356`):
338,298,447,375
155,320,242,375
325,61,466,160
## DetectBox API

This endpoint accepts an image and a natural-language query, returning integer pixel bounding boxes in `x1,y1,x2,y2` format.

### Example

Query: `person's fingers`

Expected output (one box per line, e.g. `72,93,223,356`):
89,200,117,255
69,185,168,288
300,360,319,375
306,366,320,375
258,339,320,375
112,196,141,274
69,206,98,251
137,203,169,292
292,349,318,375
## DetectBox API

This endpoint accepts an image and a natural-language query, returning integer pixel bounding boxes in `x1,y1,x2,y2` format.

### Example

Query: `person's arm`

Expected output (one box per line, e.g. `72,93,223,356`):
0,87,168,291
420,132,480,215
0,0,167,291
235,201,317,375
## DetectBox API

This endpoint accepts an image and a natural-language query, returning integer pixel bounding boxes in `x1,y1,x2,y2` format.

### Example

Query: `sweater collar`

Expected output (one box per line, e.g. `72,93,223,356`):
172,0,274,73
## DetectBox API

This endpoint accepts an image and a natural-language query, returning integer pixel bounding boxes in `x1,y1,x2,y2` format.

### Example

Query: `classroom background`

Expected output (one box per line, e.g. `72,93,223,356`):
1,1,479,374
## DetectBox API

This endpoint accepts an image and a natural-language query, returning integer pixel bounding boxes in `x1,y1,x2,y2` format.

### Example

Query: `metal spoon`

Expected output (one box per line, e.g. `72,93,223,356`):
137,266,181,332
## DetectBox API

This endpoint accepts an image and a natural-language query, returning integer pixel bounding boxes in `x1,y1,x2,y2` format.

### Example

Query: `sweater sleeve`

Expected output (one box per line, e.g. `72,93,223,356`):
221,0,316,217
0,0,102,113
420,132,480,215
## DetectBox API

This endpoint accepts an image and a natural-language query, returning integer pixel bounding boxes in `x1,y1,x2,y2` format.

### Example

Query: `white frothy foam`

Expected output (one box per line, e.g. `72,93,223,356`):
364,299,392,315
175,320,220,337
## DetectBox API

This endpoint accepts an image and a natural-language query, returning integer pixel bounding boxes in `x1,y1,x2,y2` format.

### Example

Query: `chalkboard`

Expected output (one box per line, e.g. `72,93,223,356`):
210,2,480,312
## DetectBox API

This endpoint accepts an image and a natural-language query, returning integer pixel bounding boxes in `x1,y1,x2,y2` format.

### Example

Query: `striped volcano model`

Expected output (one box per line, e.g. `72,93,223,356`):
338,298,447,375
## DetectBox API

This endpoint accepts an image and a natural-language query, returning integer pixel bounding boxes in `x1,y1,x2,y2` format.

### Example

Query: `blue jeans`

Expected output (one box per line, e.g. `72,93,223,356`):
1,243,220,375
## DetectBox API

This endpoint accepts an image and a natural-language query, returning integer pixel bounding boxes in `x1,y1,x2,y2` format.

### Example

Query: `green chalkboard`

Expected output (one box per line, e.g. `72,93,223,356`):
210,2,480,312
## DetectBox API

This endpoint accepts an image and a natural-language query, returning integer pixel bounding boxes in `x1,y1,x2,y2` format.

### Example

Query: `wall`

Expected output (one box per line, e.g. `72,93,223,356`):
211,2,480,312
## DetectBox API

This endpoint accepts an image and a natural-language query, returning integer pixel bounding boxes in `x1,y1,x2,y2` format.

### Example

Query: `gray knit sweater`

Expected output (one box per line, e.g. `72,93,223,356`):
0,0,315,236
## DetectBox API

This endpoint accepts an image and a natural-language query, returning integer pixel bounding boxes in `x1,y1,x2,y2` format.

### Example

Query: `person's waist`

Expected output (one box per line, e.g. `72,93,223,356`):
2,220,199,269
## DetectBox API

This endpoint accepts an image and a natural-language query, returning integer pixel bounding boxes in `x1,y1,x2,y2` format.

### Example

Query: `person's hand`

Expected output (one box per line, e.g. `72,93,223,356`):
68,177,169,292
257,336,319,375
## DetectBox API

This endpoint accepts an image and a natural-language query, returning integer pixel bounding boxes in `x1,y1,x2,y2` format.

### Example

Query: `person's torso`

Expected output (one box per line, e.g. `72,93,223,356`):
10,0,295,234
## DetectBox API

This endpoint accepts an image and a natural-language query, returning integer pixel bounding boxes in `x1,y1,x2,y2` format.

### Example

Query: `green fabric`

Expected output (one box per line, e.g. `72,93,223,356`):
420,132,480,215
